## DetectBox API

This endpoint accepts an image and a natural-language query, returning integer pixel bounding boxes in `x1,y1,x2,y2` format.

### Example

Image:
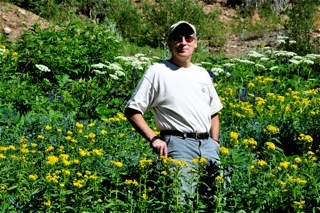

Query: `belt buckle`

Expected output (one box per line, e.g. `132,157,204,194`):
195,133,200,140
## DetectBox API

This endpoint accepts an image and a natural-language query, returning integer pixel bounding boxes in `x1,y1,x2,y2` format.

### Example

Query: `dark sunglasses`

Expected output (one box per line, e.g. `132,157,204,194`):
171,35,195,43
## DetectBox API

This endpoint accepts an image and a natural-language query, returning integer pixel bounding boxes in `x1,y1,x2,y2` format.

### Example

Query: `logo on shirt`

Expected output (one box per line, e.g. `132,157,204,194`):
199,83,209,94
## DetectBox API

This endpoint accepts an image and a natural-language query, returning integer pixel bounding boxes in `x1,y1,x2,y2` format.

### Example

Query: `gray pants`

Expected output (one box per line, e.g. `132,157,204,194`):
163,135,220,201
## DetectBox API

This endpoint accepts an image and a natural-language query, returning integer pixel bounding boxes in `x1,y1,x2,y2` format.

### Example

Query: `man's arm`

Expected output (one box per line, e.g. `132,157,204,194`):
210,113,220,145
124,108,167,156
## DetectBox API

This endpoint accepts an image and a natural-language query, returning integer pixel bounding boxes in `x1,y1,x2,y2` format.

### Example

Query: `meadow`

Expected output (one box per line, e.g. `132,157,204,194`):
0,18,320,213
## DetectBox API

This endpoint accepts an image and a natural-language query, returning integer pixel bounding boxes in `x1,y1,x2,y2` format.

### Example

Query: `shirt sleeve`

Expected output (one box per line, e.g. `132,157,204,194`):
125,72,156,114
209,82,223,115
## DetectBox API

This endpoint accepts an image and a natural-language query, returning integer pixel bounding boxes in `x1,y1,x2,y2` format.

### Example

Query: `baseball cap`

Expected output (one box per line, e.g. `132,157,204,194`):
168,21,197,37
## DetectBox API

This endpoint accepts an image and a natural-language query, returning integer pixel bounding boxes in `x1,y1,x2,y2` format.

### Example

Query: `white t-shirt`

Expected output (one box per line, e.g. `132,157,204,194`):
125,60,223,133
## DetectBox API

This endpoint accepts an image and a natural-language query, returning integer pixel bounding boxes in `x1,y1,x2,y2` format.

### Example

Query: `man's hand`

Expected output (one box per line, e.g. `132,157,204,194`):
151,139,168,157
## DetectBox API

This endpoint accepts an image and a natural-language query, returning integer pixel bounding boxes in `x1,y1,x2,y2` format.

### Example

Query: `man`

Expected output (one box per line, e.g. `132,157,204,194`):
124,20,223,200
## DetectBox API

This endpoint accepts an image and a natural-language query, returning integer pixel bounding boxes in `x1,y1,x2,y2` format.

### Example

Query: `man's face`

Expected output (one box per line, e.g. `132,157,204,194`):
168,26,197,60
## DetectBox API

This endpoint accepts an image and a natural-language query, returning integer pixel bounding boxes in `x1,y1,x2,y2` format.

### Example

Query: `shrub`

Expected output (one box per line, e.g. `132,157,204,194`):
15,21,122,82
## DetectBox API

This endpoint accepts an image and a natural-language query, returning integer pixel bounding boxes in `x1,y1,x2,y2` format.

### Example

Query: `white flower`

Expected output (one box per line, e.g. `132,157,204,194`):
0,48,6,55
247,51,265,58
289,40,296,44
109,74,119,80
223,63,235,67
115,70,125,76
274,51,297,57
91,63,107,69
239,59,255,64
139,57,151,62
255,64,266,69
35,64,51,72
293,56,303,60
93,70,107,74
134,53,145,58
107,63,123,72
212,67,224,76
152,56,161,61
212,67,224,73
277,35,289,40
289,59,301,65
277,39,286,44
305,54,320,60
201,62,212,66
260,57,269,61
270,66,278,71
301,59,314,64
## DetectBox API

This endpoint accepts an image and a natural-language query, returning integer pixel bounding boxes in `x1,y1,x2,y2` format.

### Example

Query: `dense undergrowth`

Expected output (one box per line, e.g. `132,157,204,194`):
0,0,320,212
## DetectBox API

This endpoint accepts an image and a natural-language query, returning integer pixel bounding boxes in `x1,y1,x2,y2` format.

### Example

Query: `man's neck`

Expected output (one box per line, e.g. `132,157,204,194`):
169,57,192,68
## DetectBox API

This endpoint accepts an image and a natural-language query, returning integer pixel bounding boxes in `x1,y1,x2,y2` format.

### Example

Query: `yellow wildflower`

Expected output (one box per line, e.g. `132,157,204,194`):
67,131,73,135
100,129,107,135
279,161,290,169
20,136,28,143
46,173,59,183
37,135,44,140
265,142,276,150
88,123,95,127
248,82,255,87
243,138,257,149
298,134,313,143
293,200,305,209
216,175,223,181
75,122,84,129
30,143,37,148
256,97,266,105
307,151,314,155
191,156,207,164
46,145,54,152
88,132,96,139
57,128,62,133
277,95,285,102
92,149,103,156
45,125,52,131
279,181,286,187
44,200,51,207
0,154,6,159
230,132,239,145
160,171,167,176
73,179,85,188
79,148,90,157
29,174,38,180
139,158,153,168
110,160,123,168
46,155,59,165
141,193,147,200
220,147,229,155
62,169,71,176
257,159,267,167
294,157,302,164
264,125,280,135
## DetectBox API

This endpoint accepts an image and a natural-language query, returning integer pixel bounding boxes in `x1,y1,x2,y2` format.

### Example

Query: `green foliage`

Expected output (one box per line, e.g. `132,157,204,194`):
284,0,320,55
15,21,121,81
4,0,79,22
137,0,227,48
1,1,320,212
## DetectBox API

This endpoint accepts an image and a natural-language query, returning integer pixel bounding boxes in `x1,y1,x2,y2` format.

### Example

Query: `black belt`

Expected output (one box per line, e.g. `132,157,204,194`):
160,130,209,140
